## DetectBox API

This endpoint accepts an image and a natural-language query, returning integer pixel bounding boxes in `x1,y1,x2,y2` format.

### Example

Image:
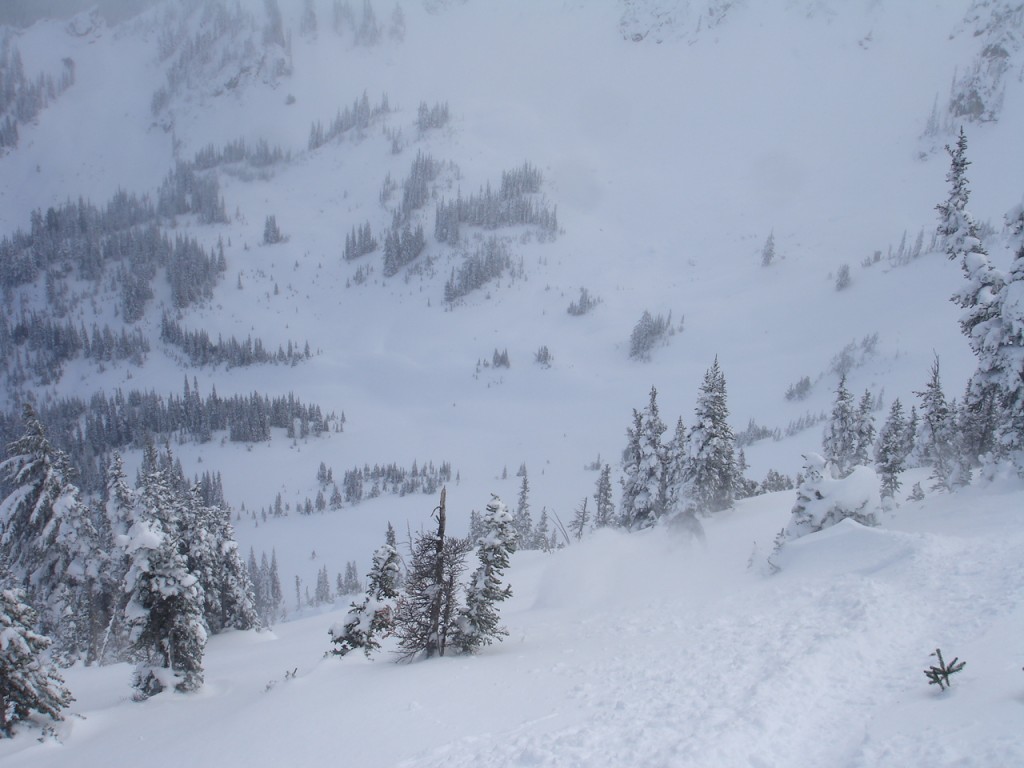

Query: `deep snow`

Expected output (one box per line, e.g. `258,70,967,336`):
1,0,1023,765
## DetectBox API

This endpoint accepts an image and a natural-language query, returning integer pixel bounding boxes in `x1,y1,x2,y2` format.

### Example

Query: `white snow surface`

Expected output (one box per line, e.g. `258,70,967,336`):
3,483,1024,767
1,0,1023,764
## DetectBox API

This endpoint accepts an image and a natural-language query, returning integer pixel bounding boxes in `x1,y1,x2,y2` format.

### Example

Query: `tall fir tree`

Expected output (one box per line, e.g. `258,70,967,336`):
452,494,516,653
822,375,858,477
0,586,73,737
512,470,533,548
592,464,615,529
330,523,402,657
853,390,877,469
0,404,101,662
620,387,667,529
914,356,965,492
662,416,689,518
393,489,469,661
684,360,739,516
122,446,207,698
875,398,910,506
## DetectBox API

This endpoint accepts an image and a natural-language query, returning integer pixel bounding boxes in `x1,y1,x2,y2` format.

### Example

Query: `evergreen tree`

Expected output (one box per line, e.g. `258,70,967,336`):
684,360,738,516
936,127,984,264
779,453,879,545
512,470,533,547
122,447,207,698
452,494,516,653
875,398,909,505
939,128,1005,466
988,234,1024,467
662,416,689,517
853,390,876,469
620,387,667,529
914,356,963,492
761,230,776,267
393,489,469,661
568,497,589,541
0,404,97,656
329,524,402,658
533,507,552,551
822,375,858,477
592,463,615,529
0,586,73,737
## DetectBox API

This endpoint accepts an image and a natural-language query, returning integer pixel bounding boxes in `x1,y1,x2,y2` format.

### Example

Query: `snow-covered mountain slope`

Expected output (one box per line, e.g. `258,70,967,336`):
1,0,1023,762
4,477,1024,767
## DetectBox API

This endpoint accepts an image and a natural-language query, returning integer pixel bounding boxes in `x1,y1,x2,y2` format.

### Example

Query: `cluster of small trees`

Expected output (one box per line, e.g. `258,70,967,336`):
382,219,426,276
475,468,562,552
192,136,290,171
434,161,557,245
330,489,516,661
0,36,75,151
443,237,519,304
331,0,403,46
1,185,229,360
160,313,311,368
417,100,450,136
567,286,601,316
0,406,258,724
308,91,391,150
595,361,742,537
775,132,1024,549
157,162,228,224
153,0,290,116
629,310,676,361
1,312,150,388
340,460,453,505
344,221,377,261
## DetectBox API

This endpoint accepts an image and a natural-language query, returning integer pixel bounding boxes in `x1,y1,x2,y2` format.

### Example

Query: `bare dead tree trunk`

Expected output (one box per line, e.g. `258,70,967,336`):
425,486,446,658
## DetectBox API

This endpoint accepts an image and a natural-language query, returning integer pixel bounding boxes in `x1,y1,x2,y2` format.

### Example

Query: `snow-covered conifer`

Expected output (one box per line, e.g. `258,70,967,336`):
780,453,880,544
393,489,469,661
684,361,738,516
853,390,876,468
914,357,964,491
875,398,909,506
662,416,689,517
0,587,73,737
453,494,516,654
123,447,207,697
329,526,401,658
512,470,533,547
592,464,615,529
822,375,858,477
620,387,667,529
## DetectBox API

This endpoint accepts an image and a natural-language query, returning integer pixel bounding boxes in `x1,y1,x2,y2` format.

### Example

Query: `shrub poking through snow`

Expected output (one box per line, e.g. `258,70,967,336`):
924,648,965,691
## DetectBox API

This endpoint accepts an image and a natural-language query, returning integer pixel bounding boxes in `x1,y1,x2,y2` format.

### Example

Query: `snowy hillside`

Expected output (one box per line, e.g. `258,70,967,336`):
1,0,1023,764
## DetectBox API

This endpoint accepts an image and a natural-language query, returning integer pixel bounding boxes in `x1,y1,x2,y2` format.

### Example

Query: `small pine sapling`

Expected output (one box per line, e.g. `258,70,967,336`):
924,648,965,691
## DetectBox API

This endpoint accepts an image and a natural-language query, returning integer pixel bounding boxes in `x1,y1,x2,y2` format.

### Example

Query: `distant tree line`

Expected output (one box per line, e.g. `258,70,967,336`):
0,312,149,388
341,460,454,504
160,313,311,368
192,136,290,171
0,380,338,494
0,188,227,303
